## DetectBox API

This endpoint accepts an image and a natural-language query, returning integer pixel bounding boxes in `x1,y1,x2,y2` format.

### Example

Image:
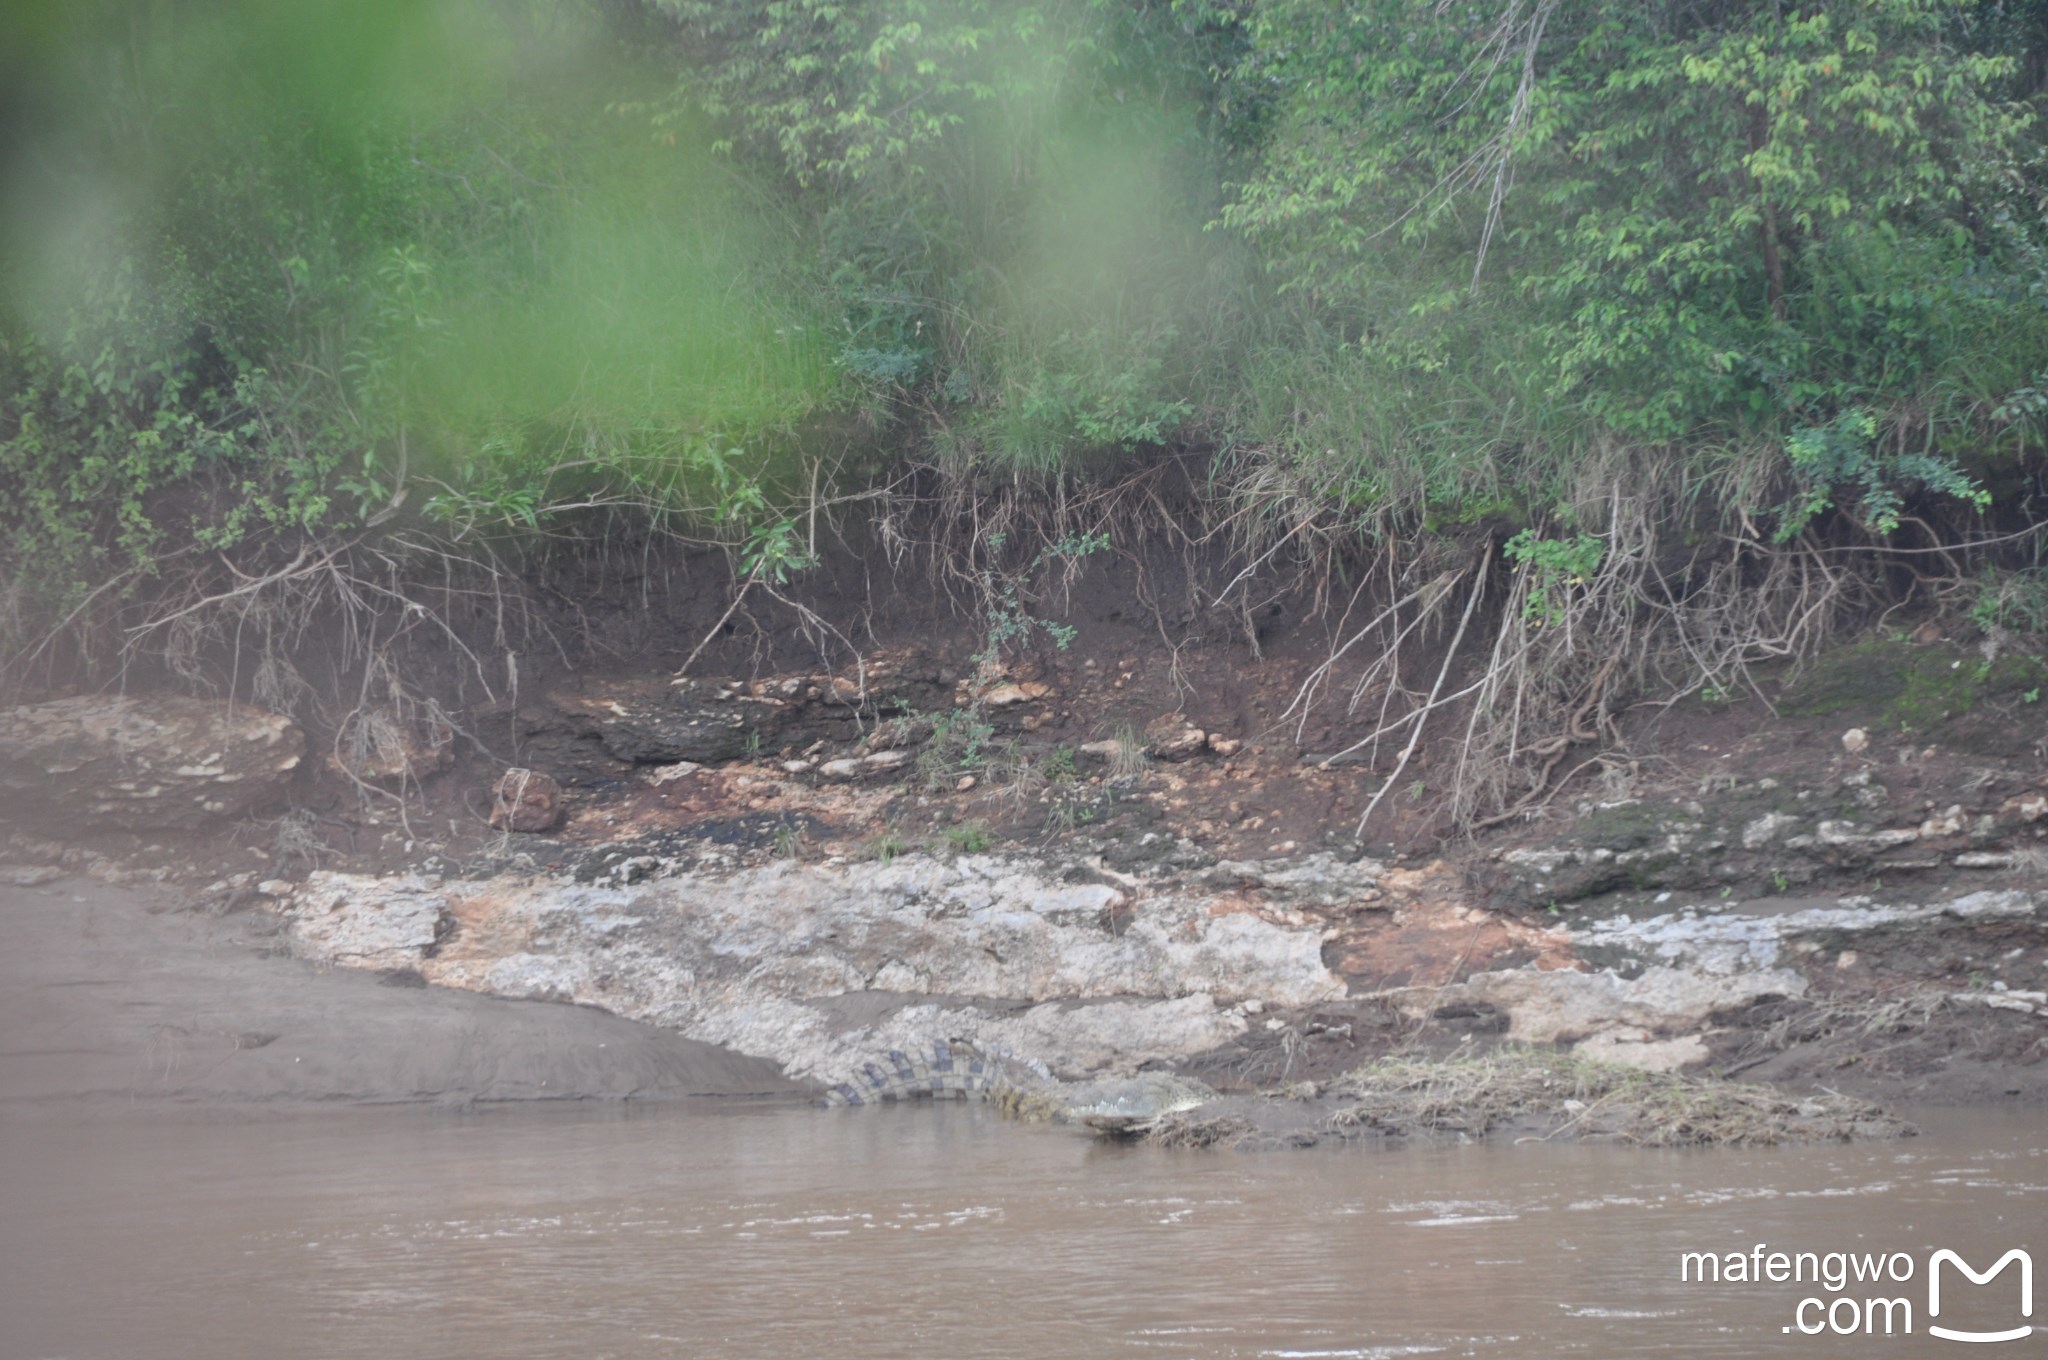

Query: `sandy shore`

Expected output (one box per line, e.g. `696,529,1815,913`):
0,875,803,1114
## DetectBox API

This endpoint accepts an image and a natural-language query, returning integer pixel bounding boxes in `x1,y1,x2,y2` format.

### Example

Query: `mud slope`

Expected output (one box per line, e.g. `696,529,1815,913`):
0,876,802,1113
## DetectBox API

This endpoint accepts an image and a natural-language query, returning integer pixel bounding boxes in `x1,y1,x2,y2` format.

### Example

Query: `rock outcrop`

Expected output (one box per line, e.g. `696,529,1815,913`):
1380,887,2048,1071
1474,773,2048,910
0,695,303,833
278,850,1348,1084
272,824,2048,1086
517,649,960,784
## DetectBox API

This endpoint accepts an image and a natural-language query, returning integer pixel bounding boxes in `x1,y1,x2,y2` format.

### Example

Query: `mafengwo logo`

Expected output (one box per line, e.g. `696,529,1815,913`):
1680,1244,2036,1342
1930,1250,2034,1345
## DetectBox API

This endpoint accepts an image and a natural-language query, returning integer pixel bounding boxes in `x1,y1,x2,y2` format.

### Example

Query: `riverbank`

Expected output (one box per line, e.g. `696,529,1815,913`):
0,852,2019,1152
4,616,2045,1129
0,868,1917,1157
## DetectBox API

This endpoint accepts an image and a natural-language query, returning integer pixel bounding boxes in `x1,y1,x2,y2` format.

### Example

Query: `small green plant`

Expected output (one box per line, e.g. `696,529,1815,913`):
740,518,818,584
698,448,820,585
944,821,991,853
1777,408,1988,540
971,531,1110,673
1772,870,1790,893
2025,688,2041,705
772,822,803,860
1043,781,1104,834
1968,568,2048,637
1503,530,1606,627
870,830,907,866
917,706,997,791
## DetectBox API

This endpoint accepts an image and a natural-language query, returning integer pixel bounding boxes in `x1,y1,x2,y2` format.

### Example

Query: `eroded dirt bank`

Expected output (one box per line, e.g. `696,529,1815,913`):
4,615,2045,1128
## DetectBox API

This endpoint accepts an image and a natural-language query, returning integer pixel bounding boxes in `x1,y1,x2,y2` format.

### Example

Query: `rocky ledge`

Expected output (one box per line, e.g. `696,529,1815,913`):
267,833,2048,1107
10,631,2046,1121
277,850,1348,1084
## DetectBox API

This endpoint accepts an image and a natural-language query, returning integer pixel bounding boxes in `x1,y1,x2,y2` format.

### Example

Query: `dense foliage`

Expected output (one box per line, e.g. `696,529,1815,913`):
3,0,2045,651
1220,0,2048,532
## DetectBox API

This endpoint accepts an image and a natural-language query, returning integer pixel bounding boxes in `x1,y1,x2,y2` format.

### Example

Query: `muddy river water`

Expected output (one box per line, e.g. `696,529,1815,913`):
2,1102,2041,1359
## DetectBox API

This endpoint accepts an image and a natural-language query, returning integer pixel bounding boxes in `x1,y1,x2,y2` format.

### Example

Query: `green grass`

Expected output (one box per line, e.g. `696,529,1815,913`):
943,821,991,854
1323,1049,1907,1147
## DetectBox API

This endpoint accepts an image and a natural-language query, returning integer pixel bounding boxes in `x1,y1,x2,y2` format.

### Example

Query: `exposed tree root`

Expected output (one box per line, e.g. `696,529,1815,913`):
7,444,2037,844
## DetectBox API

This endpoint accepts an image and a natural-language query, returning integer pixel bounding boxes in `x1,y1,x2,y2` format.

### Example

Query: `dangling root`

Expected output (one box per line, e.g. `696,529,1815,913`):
1259,449,1904,836
1350,559,1490,837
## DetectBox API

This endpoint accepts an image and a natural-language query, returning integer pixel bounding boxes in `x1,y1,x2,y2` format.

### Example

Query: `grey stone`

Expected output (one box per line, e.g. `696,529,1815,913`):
1815,821,1918,850
1741,812,1799,848
281,851,1346,1084
0,865,63,887
1377,887,2046,1071
288,874,448,969
1206,852,1383,907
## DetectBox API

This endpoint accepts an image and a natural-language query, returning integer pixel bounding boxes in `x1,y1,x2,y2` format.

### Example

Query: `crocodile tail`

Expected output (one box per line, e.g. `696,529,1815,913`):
816,1039,1028,1107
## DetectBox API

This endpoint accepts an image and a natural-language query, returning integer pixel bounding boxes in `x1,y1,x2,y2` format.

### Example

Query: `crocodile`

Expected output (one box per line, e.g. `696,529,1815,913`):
818,1039,1217,1136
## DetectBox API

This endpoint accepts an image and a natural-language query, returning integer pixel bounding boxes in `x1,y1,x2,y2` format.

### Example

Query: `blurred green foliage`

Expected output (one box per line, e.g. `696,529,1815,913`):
647,0,1254,470
3,0,2046,641
1,0,840,623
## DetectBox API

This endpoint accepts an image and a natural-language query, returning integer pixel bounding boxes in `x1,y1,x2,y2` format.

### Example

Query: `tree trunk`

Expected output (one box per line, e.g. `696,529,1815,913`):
1750,104,1787,323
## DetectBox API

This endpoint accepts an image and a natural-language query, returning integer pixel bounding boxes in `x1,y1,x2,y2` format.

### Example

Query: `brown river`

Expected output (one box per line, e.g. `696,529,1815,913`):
2,1102,2041,1359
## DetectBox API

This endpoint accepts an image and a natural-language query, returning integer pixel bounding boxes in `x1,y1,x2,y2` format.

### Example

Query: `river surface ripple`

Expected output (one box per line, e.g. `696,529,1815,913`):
2,1102,2042,1358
